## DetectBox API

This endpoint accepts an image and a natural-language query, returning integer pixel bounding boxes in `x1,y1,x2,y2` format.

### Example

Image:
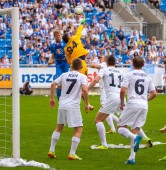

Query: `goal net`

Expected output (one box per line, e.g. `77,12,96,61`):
0,6,50,169
0,7,19,159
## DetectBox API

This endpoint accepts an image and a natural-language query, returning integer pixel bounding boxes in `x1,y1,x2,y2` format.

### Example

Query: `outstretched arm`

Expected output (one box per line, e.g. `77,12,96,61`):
90,63,101,69
88,76,101,90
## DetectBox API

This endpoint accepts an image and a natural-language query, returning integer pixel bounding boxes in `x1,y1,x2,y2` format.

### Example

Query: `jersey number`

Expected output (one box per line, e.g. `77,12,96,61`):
66,79,77,94
67,41,78,54
135,79,144,95
109,73,122,88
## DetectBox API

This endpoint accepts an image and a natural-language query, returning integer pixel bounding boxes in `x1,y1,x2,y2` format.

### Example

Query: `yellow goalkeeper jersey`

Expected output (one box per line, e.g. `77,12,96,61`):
64,25,89,65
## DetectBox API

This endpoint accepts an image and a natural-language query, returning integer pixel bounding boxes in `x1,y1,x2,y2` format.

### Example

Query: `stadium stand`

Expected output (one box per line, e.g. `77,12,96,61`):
0,0,165,68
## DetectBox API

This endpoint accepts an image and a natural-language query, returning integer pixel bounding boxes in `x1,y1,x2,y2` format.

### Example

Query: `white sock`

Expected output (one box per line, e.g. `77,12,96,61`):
106,115,116,132
96,122,107,146
128,139,136,160
112,114,120,123
118,127,136,140
49,131,60,152
69,136,80,155
139,128,147,139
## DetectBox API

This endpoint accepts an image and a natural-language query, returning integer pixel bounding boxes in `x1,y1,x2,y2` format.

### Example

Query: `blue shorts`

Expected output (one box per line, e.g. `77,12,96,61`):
55,59,69,78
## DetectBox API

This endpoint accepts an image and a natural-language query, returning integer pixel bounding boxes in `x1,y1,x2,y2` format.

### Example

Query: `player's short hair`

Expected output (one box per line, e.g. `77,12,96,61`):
72,58,82,70
132,56,144,69
62,33,69,43
106,55,116,66
54,30,62,36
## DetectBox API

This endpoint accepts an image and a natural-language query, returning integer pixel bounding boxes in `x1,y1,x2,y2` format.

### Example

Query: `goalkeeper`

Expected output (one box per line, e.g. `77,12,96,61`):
63,19,94,110
62,19,89,75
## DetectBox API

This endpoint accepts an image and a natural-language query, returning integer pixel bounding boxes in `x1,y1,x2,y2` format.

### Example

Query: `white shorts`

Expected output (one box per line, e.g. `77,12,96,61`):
118,107,148,129
100,87,106,105
99,95,120,114
57,108,83,128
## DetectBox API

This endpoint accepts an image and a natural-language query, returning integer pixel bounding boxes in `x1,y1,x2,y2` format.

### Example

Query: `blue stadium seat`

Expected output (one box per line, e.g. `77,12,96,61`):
0,39,5,47
86,19,92,26
8,51,12,59
7,28,12,34
6,39,12,47
160,4,166,12
105,29,114,36
0,51,5,58
6,33,12,39
142,34,146,41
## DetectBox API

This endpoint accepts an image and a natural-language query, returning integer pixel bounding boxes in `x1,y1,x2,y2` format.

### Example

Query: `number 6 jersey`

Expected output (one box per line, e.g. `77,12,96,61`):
54,70,88,108
122,69,155,109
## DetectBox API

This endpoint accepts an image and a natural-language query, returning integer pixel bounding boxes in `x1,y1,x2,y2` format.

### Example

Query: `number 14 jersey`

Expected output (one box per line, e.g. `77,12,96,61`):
55,70,88,108
122,69,155,109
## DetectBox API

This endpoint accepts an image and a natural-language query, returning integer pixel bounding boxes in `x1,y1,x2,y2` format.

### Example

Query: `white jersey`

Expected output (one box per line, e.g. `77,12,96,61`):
55,70,88,108
122,69,155,109
98,66,122,96
99,62,107,88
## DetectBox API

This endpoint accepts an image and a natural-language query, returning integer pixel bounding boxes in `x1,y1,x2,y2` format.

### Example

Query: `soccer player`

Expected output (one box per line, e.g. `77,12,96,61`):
88,55,123,149
49,30,69,100
62,20,89,75
62,20,94,110
90,55,119,134
48,58,89,160
117,56,157,164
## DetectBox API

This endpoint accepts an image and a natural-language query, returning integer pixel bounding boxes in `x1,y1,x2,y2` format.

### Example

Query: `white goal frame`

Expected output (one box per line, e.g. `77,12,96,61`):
0,7,20,159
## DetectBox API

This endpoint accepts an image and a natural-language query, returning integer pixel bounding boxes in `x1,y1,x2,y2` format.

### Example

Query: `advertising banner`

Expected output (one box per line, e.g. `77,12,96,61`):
0,66,164,89
0,68,12,88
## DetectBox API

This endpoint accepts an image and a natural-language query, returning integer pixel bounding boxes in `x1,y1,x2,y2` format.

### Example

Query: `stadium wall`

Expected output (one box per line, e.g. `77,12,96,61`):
0,66,165,96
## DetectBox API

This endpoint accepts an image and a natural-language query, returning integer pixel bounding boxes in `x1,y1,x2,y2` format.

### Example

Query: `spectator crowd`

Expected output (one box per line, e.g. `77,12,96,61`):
0,0,165,68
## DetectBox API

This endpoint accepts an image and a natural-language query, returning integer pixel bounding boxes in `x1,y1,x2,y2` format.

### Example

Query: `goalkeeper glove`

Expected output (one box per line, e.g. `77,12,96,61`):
80,19,86,25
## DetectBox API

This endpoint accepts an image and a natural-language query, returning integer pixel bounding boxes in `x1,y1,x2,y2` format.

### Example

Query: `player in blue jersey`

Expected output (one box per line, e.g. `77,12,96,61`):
49,30,69,100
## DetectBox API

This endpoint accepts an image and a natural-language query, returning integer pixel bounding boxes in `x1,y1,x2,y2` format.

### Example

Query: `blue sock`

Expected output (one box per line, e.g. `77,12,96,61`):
56,89,61,100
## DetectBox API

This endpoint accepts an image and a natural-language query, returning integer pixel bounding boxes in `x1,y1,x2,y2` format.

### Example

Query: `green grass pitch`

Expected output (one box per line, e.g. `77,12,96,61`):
1,95,166,170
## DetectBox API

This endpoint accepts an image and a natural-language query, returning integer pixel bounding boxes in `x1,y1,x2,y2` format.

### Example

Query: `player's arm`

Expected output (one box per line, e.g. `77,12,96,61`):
147,90,157,101
120,86,126,110
90,63,101,69
82,84,89,113
88,75,101,90
147,78,157,101
50,81,57,108
76,24,83,38
48,54,55,65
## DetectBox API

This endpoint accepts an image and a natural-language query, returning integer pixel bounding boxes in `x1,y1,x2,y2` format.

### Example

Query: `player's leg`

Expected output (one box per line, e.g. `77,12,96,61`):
48,109,66,158
95,112,109,148
80,59,94,110
68,126,83,160
139,128,153,147
55,63,62,100
125,139,136,165
117,108,142,153
67,107,83,160
105,115,116,133
48,124,64,158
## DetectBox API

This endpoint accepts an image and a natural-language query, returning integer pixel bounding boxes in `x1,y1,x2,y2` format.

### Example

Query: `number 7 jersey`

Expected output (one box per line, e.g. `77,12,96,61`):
54,70,88,108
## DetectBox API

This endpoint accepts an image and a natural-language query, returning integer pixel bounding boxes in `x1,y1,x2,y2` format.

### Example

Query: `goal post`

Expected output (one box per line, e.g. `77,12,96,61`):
0,7,20,159
12,7,20,159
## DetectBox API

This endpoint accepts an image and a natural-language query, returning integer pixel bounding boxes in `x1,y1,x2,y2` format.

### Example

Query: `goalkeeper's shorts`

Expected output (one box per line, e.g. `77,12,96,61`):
78,55,88,75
